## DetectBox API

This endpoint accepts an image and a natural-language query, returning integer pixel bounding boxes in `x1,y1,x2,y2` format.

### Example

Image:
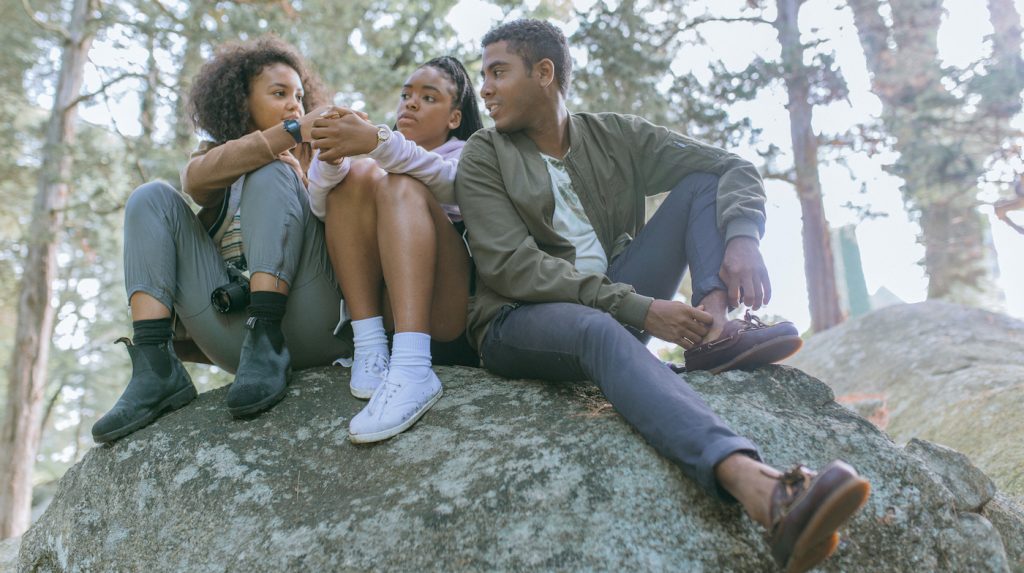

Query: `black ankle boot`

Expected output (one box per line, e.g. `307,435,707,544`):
92,338,197,443
226,316,291,418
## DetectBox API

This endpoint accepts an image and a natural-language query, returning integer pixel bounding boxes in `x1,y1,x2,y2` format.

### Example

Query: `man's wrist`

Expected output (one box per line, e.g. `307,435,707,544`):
724,218,762,244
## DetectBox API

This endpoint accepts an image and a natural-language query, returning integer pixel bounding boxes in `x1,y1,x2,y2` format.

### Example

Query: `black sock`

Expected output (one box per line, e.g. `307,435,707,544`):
247,292,287,352
247,291,288,322
131,318,173,376
133,318,172,346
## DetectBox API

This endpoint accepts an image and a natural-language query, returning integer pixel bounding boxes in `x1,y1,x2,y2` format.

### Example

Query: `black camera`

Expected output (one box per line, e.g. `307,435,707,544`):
211,265,250,313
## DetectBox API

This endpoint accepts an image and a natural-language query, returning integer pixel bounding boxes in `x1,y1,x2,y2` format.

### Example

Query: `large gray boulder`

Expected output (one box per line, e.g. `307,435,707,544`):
787,301,1024,499
18,365,1020,572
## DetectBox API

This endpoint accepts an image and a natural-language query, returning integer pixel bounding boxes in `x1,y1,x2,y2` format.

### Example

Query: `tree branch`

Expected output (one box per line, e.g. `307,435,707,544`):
21,0,70,40
149,0,186,26
679,15,773,33
64,71,147,110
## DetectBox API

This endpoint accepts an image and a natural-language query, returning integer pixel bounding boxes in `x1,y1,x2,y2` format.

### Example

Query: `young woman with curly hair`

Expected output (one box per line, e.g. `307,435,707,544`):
305,56,484,442
92,36,348,443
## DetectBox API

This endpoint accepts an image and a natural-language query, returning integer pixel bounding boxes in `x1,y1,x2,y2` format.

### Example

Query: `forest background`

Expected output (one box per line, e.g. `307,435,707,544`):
1,0,1023,539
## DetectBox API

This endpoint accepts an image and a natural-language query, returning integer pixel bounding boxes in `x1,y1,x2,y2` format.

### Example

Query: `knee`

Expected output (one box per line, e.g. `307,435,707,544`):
125,180,179,219
326,158,383,211
673,172,719,197
243,161,301,198
375,174,430,212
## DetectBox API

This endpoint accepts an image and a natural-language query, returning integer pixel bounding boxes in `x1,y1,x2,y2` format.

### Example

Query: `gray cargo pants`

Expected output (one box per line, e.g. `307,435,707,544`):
479,172,760,500
123,161,350,373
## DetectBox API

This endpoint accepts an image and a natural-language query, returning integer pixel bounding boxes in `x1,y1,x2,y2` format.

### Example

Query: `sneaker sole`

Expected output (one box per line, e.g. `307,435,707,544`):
228,371,291,419
784,477,871,573
350,384,376,400
348,388,443,444
708,334,804,375
93,384,198,444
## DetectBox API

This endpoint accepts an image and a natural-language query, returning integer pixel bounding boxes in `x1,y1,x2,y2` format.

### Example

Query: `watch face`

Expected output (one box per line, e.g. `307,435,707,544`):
378,127,390,142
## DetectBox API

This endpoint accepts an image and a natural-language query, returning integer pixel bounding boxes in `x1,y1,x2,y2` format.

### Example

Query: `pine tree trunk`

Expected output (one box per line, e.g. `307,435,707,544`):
919,199,1001,304
848,0,1018,307
776,0,844,332
173,1,206,151
0,0,94,539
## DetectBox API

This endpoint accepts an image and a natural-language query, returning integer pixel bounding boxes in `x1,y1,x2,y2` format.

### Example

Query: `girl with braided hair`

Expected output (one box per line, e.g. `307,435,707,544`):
306,56,484,443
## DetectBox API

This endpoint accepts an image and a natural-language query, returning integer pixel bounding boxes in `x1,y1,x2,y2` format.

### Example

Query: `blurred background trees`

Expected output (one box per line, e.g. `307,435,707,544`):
1,0,1022,538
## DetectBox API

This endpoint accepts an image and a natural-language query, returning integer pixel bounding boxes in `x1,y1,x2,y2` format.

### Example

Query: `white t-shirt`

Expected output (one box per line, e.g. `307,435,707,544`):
541,154,608,275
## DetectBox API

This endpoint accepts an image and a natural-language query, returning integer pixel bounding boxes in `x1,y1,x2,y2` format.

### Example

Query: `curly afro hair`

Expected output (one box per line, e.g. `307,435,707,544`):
188,35,326,144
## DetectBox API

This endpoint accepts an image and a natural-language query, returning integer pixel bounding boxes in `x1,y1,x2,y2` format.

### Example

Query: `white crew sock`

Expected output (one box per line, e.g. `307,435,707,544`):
388,332,433,383
352,316,389,358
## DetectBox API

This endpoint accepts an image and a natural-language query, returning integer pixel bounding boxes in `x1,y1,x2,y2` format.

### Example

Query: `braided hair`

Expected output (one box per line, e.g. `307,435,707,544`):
420,56,484,141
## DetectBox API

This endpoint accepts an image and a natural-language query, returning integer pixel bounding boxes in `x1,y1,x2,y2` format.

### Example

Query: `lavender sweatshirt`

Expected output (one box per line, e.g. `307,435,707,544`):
307,126,465,222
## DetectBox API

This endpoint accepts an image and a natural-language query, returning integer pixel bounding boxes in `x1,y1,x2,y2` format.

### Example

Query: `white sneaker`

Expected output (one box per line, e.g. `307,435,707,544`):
348,369,442,443
350,351,389,399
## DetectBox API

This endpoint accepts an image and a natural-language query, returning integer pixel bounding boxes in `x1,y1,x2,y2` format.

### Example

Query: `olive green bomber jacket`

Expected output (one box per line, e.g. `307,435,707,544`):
454,112,767,353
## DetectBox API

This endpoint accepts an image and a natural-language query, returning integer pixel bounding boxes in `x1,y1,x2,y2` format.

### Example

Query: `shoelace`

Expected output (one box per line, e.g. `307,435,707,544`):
362,352,389,378
367,376,401,416
741,310,768,330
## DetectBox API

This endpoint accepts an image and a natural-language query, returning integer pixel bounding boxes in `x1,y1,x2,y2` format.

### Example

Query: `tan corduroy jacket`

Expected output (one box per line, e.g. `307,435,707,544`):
455,112,767,352
180,127,311,239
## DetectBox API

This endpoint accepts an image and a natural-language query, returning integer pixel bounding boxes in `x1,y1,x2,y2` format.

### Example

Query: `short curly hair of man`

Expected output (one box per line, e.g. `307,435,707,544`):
482,19,572,96
188,35,326,144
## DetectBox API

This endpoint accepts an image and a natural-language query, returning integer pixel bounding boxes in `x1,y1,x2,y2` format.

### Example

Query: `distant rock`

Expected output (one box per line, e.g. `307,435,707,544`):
18,364,1020,572
788,301,1024,499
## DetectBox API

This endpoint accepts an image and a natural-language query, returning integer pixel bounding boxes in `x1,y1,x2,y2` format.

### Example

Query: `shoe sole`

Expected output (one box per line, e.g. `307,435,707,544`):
350,384,375,400
708,334,804,375
784,477,871,573
228,371,291,419
93,384,198,444
348,388,443,444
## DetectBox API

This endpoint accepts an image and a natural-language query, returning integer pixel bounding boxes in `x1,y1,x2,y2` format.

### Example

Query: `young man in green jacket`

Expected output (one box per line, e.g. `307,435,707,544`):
455,19,870,573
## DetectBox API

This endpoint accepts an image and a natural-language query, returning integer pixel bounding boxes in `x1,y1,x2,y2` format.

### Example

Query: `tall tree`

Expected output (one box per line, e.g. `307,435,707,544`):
774,0,844,331
848,0,1024,305
574,0,845,330
0,0,97,538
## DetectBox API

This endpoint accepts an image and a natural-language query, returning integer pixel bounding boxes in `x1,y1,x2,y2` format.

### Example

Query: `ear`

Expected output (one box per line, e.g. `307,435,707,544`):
448,108,463,131
534,58,556,90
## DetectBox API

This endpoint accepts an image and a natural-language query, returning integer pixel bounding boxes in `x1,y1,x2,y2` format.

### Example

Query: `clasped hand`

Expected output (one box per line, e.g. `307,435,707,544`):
307,105,377,165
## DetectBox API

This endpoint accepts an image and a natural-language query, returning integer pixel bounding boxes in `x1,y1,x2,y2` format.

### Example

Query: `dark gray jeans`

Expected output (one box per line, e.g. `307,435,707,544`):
123,161,350,373
479,172,760,500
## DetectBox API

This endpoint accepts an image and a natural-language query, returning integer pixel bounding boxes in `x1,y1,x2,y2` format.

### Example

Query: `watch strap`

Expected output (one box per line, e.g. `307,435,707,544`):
283,119,302,144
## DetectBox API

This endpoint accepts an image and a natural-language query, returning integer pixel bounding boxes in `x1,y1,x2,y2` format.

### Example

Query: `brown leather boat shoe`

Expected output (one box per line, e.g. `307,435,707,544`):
767,461,871,573
684,311,803,374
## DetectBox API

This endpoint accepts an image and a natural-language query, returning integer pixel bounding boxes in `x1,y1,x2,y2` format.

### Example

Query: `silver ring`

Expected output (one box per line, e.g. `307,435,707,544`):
683,337,693,346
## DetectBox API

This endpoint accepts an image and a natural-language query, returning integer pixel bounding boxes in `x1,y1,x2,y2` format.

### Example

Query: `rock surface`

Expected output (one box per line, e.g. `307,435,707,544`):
1,537,20,573
986,493,1024,572
19,364,1019,572
787,301,1024,498
906,438,998,512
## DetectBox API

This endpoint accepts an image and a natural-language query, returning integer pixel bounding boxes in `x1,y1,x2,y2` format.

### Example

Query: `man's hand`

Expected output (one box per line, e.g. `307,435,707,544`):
310,106,378,163
643,299,713,349
718,236,772,310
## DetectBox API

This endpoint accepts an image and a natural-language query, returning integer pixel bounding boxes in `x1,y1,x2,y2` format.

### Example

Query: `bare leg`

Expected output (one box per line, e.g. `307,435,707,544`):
698,289,729,343
714,453,780,527
129,292,171,321
324,159,387,321
249,273,290,295
375,174,469,340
